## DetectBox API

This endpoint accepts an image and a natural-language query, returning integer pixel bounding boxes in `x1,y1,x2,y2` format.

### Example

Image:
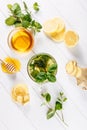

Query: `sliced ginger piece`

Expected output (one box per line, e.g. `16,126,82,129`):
66,61,77,76
75,67,82,77
66,61,87,89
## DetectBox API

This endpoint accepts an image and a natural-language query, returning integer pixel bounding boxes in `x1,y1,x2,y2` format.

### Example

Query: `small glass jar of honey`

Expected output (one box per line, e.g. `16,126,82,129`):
8,27,34,54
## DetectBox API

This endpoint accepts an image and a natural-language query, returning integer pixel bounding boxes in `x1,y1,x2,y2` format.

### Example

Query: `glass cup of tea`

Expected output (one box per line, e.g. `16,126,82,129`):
27,53,58,84
7,27,34,54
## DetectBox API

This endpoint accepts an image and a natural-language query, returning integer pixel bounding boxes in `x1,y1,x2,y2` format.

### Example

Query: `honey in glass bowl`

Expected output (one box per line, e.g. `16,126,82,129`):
8,27,34,53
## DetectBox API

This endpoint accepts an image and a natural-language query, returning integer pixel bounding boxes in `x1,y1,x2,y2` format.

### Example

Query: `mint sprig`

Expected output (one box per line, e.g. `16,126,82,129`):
41,91,67,125
46,92,67,123
5,2,42,34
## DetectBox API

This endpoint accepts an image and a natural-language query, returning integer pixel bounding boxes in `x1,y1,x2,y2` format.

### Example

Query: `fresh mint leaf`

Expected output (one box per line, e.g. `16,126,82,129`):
11,3,21,14
58,92,67,103
16,13,24,18
33,2,39,11
5,16,16,25
5,2,42,33
15,23,22,27
41,93,51,103
47,73,56,82
21,20,30,28
63,97,67,102
35,72,47,82
47,109,55,119
46,93,51,102
55,101,62,110
7,4,12,10
23,1,28,10
60,92,64,96
22,14,32,22
47,64,57,73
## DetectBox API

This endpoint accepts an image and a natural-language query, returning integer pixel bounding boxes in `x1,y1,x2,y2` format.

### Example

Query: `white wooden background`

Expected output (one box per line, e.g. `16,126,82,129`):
0,0,87,130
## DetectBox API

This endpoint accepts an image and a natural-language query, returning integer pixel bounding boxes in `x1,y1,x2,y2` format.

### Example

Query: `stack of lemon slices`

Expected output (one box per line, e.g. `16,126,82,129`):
43,17,79,47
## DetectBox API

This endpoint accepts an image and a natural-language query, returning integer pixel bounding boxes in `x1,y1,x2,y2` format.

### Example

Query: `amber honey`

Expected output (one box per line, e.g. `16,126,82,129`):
8,28,34,53
1,57,21,74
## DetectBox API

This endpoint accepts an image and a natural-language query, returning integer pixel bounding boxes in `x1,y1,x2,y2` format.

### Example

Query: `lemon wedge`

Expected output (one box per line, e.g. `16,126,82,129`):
64,31,79,47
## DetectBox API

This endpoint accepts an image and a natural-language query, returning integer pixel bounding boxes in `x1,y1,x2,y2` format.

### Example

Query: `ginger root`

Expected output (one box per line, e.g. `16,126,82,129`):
66,61,87,90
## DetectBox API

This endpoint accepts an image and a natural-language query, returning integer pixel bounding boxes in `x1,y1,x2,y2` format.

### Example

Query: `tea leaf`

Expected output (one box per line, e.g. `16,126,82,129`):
31,70,39,78
47,109,55,119
5,16,16,25
35,72,47,82
47,63,57,73
47,73,56,82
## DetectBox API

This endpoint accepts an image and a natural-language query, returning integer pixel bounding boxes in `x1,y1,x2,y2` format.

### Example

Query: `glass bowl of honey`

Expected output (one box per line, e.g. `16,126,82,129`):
8,27,34,54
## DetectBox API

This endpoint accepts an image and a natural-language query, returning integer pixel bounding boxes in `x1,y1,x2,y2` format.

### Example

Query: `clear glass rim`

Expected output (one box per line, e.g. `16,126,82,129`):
27,53,58,83
7,27,34,54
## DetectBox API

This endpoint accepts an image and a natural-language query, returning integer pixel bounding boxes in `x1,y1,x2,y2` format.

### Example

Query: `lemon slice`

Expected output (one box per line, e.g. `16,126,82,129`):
43,18,59,35
64,30,79,47
50,27,65,42
43,17,65,36
54,17,65,33
12,84,30,104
